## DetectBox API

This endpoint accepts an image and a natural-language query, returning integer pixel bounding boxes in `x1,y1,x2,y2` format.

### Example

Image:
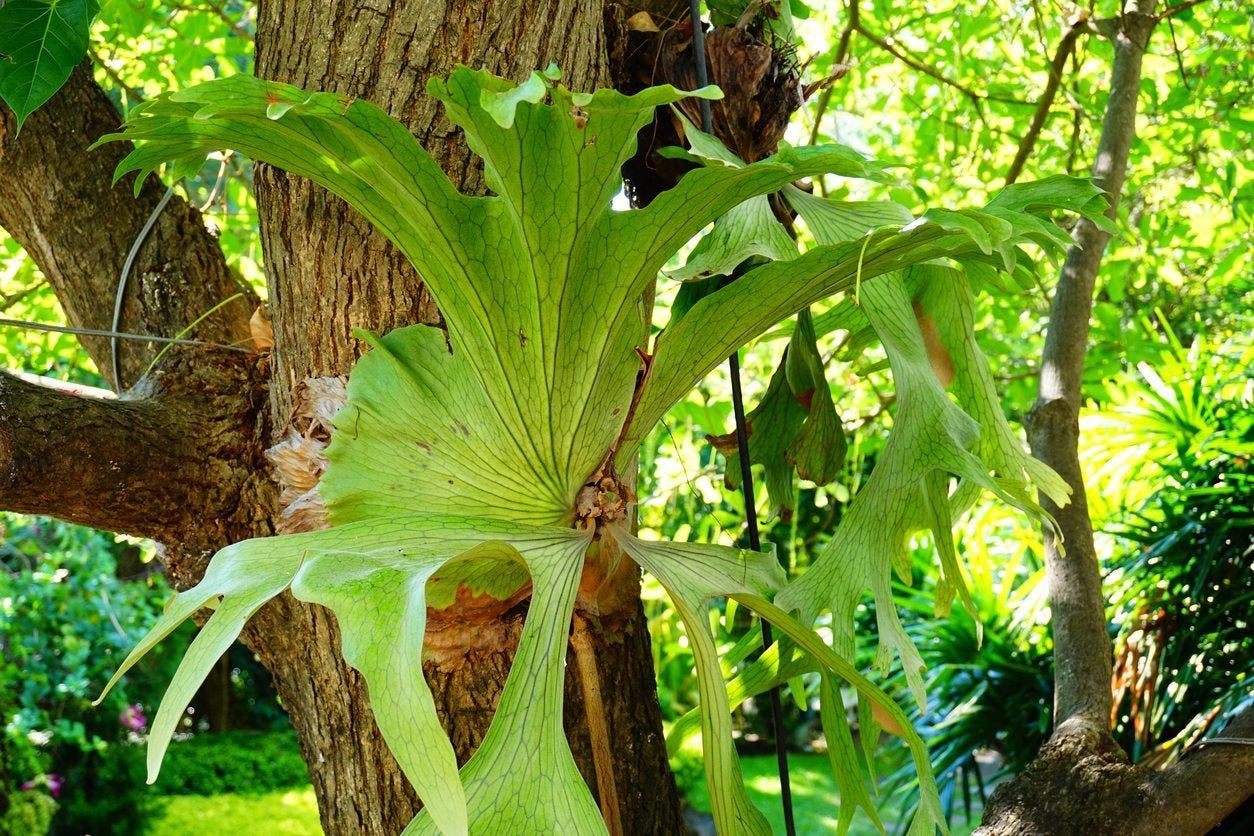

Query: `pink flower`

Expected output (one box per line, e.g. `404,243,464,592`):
120,704,148,732
20,774,64,798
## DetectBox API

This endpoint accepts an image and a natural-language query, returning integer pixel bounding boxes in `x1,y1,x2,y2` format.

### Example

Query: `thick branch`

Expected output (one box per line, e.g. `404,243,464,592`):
1027,4,1159,738
1147,703,1254,833
0,64,256,390
979,699,1254,835
0,349,273,547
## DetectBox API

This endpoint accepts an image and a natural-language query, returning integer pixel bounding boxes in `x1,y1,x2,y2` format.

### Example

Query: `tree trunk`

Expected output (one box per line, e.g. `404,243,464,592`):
980,3,1254,831
248,1,682,833
1,2,684,834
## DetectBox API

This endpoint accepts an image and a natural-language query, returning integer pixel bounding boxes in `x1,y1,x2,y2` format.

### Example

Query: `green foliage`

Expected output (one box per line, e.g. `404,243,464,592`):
0,0,100,128
0,789,56,836
0,0,1248,831
50,743,148,836
1,680,55,836
797,0,1252,405
710,307,848,519
680,751,913,836
155,731,310,797
1098,337,1254,760
86,63,1099,834
0,518,178,753
0,516,181,835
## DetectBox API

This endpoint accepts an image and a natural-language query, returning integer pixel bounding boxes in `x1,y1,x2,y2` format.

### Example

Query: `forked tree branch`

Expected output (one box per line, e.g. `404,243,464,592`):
0,64,272,542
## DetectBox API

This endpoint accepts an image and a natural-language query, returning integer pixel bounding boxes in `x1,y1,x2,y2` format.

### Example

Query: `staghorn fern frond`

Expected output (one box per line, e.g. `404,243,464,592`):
93,66,1107,834
656,120,1095,832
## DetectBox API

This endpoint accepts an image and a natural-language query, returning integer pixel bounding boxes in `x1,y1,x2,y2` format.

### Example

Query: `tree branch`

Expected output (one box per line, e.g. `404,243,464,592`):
1147,702,1254,833
0,349,273,545
1005,22,1084,184
853,21,1032,107
0,63,257,391
1156,0,1206,21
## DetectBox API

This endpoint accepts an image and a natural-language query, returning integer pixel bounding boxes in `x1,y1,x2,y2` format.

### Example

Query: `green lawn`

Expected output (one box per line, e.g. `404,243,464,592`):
147,788,322,835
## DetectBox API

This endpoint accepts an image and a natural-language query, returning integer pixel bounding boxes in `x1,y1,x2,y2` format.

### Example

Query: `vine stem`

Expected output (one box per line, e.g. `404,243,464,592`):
687,2,796,833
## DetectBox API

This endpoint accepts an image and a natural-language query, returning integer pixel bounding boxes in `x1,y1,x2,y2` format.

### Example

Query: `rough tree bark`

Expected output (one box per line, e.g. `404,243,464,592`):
0,64,276,570
0,65,256,392
980,3,1254,832
0,2,687,834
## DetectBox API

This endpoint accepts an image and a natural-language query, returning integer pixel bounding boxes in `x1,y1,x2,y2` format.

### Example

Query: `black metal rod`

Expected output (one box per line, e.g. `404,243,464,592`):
688,3,796,833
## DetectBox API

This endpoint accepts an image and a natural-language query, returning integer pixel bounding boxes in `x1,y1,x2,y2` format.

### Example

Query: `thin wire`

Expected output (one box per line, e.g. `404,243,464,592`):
113,184,176,390
687,2,796,832
0,317,250,352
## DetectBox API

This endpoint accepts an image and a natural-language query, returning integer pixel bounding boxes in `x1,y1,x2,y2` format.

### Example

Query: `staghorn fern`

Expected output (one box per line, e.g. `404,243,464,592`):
91,66,1106,834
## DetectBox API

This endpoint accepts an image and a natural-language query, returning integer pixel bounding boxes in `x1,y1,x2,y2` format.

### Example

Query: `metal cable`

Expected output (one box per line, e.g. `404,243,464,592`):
112,184,176,390
0,317,249,351
687,2,797,832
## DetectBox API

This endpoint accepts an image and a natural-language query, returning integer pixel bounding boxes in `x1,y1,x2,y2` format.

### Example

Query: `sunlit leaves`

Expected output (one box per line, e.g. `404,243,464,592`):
0,0,100,128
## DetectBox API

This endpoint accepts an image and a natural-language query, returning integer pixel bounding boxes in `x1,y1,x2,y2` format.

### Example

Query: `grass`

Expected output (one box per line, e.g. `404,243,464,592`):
685,753,982,835
144,755,982,835
147,788,321,835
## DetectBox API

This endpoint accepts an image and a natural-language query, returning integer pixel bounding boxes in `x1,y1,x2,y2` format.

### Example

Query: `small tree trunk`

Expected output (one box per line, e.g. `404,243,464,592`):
977,4,1250,833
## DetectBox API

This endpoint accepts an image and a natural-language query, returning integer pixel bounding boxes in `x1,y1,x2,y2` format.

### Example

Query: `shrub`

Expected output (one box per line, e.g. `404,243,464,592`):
49,745,148,836
1100,339,1254,760
0,791,56,836
0,515,184,835
155,731,310,796
2,685,55,836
